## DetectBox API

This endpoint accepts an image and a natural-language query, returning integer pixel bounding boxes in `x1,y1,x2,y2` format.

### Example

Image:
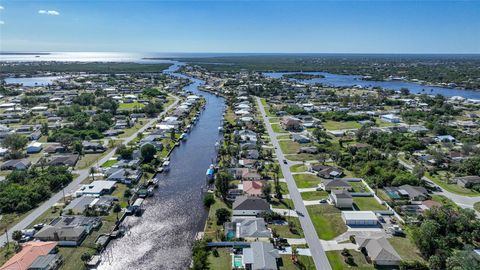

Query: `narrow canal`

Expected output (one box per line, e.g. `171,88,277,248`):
98,63,225,270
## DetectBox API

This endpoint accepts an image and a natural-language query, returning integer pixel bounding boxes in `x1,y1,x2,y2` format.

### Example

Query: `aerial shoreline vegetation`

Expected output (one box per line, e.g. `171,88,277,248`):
282,73,325,80
174,55,480,90
0,62,172,75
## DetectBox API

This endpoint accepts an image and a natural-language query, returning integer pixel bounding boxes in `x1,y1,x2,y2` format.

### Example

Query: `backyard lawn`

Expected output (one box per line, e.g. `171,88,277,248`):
204,197,231,241
208,248,232,270
307,205,347,240
301,191,328,201
326,250,374,270
293,174,321,188
353,197,387,211
322,120,361,130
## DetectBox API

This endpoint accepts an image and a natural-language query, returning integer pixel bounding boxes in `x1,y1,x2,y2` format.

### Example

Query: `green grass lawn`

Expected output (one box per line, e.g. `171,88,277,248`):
475,202,480,212
425,172,480,197
101,159,118,168
301,191,328,201
279,182,290,194
204,196,230,241
118,122,145,138
269,117,280,123
326,250,374,270
323,120,361,130
353,197,387,211
307,205,347,240
431,194,458,208
293,174,321,188
270,217,304,239
260,98,276,117
388,236,425,264
208,248,232,270
350,182,369,193
271,198,294,209
0,243,16,266
285,153,320,162
290,164,307,173
271,123,288,133
279,140,302,154
277,135,291,140
119,101,145,110
376,119,398,127
279,255,315,270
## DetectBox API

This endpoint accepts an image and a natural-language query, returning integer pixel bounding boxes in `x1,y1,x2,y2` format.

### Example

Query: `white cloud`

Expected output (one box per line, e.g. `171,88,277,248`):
38,10,60,16
0,6,4,11
0,21,4,25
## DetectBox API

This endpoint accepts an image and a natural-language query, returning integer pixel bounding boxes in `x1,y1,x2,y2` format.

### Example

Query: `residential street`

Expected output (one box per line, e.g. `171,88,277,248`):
0,95,180,246
397,159,480,209
255,97,333,270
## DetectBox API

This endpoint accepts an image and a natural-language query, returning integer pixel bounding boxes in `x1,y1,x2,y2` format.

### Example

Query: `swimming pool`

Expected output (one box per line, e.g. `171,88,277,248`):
232,255,243,268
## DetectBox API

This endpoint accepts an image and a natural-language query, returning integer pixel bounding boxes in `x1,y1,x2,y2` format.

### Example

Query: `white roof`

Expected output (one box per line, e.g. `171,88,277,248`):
31,106,48,111
27,142,42,148
0,103,16,108
342,211,378,221
77,180,115,195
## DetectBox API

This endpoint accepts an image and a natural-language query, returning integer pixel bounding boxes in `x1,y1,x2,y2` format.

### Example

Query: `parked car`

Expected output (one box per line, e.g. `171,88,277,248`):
283,160,288,164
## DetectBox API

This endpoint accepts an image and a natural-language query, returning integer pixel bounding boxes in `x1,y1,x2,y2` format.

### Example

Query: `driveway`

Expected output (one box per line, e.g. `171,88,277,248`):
0,95,180,245
256,97,332,270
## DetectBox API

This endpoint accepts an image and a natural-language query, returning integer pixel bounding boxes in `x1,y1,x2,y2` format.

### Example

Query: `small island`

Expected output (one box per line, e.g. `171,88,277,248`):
283,73,325,80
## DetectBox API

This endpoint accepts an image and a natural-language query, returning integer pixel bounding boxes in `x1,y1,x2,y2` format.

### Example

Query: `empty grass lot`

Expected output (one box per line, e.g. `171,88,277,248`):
293,174,321,188
290,164,307,173
118,101,145,110
353,197,387,211
326,250,374,270
279,255,315,270
307,205,347,240
271,198,294,210
204,197,230,241
301,191,328,201
279,140,301,154
388,236,425,263
322,120,361,130
271,123,288,133
101,159,118,168
285,153,320,162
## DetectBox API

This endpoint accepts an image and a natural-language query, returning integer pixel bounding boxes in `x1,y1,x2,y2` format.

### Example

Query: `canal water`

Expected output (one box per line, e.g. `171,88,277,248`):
264,71,480,99
98,63,225,270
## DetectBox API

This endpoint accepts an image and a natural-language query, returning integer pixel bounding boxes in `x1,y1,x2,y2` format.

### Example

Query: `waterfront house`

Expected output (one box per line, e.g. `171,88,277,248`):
233,196,271,216
242,242,279,270
105,168,142,184
0,242,59,270
242,181,264,197
226,217,272,241
75,181,116,197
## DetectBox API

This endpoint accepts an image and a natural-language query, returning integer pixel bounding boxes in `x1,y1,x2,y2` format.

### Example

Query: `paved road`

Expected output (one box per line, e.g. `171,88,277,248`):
0,95,180,245
397,159,480,209
256,97,332,270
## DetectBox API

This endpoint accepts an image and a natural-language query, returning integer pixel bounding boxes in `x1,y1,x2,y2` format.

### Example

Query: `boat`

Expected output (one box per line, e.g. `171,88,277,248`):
162,160,170,172
218,126,223,133
147,186,155,197
180,133,187,141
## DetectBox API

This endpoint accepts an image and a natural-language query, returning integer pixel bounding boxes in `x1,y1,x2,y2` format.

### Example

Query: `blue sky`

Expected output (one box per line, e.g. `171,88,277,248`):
0,0,479,53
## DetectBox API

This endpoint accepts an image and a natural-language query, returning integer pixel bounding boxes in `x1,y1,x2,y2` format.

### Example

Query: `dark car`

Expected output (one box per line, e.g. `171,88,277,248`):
283,159,288,164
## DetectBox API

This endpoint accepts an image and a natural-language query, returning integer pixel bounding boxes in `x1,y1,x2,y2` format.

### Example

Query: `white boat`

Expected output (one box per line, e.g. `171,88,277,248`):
162,161,170,172
218,127,223,133
181,133,187,140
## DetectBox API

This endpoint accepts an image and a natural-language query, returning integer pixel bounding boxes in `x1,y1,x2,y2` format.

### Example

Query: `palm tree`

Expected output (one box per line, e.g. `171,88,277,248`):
89,167,95,181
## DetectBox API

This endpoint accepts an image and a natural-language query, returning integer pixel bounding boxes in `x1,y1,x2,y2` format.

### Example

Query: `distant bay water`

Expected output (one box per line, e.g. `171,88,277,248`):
2,52,480,99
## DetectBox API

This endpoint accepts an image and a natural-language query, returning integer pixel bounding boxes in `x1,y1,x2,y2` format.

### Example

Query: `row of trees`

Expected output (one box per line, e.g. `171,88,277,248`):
0,166,73,213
